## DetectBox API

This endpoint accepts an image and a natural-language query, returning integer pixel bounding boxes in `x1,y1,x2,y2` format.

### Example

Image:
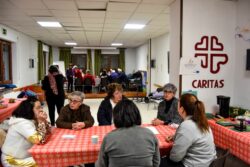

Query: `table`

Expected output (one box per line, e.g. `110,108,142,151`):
0,98,24,122
208,119,250,164
29,125,176,167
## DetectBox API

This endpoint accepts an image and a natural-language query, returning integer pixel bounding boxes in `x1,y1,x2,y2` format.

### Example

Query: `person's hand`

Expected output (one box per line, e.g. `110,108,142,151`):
152,118,164,126
166,135,174,142
72,122,85,130
36,111,47,122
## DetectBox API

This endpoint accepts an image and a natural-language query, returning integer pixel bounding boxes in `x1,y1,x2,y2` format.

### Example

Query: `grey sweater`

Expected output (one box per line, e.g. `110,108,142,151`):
96,126,160,167
170,118,216,167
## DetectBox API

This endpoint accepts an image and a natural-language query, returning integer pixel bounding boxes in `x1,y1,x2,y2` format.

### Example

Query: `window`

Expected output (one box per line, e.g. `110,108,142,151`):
72,54,87,71
101,54,118,69
0,40,12,84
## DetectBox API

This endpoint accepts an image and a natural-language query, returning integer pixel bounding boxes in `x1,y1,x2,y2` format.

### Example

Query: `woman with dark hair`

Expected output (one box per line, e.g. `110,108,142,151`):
97,83,126,125
96,99,160,167
1,96,50,167
42,65,65,126
160,93,216,167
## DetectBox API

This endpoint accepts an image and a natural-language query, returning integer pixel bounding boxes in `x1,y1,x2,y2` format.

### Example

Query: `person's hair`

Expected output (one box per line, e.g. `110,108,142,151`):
68,91,85,102
48,65,59,73
12,96,39,120
113,99,141,128
163,83,177,94
180,93,209,133
107,83,123,99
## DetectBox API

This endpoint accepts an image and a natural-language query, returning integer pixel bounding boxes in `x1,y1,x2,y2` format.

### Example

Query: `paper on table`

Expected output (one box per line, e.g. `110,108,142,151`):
62,134,76,139
145,126,159,134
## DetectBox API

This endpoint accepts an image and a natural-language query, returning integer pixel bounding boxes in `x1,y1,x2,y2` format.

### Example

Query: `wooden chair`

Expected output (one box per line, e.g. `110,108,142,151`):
209,148,230,167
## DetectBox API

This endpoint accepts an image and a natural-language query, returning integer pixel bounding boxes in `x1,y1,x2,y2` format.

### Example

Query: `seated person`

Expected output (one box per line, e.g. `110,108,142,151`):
152,83,182,126
1,96,50,167
96,99,160,167
160,93,216,167
56,91,94,130
97,83,126,126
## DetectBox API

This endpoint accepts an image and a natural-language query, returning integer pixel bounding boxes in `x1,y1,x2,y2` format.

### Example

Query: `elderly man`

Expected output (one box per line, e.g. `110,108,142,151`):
56,91,94,130
152,83,182,126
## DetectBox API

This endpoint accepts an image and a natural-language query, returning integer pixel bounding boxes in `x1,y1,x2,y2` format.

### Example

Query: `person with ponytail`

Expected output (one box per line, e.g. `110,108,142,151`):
160,93,216,167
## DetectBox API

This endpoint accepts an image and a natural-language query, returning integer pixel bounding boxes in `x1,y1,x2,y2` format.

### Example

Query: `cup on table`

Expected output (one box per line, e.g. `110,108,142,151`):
91,135,99,144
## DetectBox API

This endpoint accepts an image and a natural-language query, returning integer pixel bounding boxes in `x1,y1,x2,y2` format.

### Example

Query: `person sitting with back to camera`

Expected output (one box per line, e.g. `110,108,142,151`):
152,83,182,126
1,96,50,167
160,93,216,167
97,83,127,126
56,91,94,130
96,99,160,167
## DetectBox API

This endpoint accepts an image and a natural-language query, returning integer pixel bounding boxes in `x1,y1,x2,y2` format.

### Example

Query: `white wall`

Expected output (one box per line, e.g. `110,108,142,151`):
0,24,38,87
169,0,181,96
135,43,148,71
151,33,170,91
234,0,250,109
125,48,136,74
182,0,236,113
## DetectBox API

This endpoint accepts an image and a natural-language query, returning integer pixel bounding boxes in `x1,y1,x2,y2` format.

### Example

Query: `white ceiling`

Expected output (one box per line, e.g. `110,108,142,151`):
0,0,175,48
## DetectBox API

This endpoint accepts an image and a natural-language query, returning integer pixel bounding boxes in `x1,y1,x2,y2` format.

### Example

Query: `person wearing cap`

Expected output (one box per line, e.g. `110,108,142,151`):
42,65,65,126
152,83,182,126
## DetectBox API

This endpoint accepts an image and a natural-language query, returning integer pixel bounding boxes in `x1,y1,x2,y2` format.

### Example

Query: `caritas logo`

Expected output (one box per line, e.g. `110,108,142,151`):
192,36,228,88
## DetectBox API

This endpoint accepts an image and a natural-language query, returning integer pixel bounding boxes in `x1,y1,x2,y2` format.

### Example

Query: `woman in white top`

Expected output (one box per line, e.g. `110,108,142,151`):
1,96,50,167
160,93,216,167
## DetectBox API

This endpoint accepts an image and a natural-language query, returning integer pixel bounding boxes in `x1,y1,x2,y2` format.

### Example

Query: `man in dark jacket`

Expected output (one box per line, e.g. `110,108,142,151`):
56,91,94,129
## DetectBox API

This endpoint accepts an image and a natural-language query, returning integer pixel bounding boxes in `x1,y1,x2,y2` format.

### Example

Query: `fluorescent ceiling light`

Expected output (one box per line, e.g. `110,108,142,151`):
37,21,62,27
111,43,123,46
124,24,145,29
65,42,77,46
74,46,117,50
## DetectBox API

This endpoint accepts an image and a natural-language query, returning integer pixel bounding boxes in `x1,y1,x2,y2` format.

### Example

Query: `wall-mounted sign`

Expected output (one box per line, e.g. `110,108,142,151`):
192,36,228,88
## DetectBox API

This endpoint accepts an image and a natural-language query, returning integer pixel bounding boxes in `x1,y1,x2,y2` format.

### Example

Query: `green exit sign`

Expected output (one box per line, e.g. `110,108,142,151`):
2,28,7,35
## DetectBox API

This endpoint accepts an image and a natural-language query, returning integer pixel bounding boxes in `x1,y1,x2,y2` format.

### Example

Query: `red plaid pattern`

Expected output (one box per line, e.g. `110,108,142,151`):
208,120,250,164
29,125,176,167
0,98,24,122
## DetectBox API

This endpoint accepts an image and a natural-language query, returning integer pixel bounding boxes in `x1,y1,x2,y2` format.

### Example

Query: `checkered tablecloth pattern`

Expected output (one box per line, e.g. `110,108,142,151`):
208,119,250,164
0,98,24,122
29,125,175,167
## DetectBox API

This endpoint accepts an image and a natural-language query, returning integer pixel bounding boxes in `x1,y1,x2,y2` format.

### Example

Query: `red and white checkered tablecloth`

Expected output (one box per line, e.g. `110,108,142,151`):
29,125,175,167
0,98,24,122
208,119,250,164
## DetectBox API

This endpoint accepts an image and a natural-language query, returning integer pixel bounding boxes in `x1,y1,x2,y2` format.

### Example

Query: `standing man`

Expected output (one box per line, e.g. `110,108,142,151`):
66,63,74,92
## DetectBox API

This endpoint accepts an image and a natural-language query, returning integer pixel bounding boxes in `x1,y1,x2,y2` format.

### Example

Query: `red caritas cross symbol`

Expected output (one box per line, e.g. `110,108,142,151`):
194,36,228,74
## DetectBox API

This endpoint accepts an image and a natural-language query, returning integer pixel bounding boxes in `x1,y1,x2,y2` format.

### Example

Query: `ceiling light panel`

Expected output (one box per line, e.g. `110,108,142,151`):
37,21,62,27
124,24,145,29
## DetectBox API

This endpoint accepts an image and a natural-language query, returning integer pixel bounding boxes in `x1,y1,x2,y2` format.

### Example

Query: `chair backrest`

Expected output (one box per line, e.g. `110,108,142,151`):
209,149,230,167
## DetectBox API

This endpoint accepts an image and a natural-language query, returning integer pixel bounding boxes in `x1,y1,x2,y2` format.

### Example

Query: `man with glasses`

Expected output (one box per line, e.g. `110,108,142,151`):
56,91,94,130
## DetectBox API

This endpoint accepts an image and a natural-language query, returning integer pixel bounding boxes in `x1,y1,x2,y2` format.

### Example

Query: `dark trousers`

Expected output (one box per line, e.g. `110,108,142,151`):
67,77,73,92
160,157,185,167
47,96,64,126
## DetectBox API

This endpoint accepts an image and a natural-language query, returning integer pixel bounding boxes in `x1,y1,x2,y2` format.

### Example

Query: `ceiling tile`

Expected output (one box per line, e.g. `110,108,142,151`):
9,0,47,9
142,0,175,5
107,2,138,12
43,0,77,10
81,18,105,24
109,0,140,3
76,1,107,9
24,9,52,16
57,17,81,23
104,23,124,29
61,22,82,27
136,4,166,13
51,10,79,17
79,11,106,18
105,18,127,24
0,0,16,9
83,23,104,28
106,11,132,19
